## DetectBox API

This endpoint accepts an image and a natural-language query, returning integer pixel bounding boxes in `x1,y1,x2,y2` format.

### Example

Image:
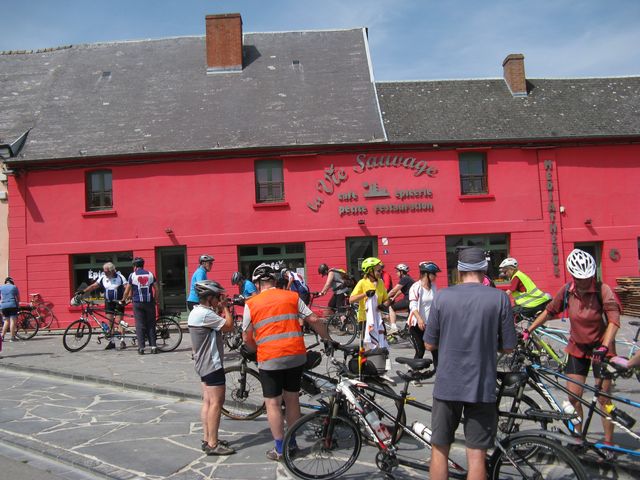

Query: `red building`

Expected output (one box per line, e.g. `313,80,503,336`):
2,14,639,327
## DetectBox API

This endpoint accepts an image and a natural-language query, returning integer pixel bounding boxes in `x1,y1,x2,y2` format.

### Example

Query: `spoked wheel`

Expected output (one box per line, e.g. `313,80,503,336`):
15,311,39,340
359,380,406,443
488,434,587,480
63,319,93,352
224,320,243,350
222,365,265,420
498,394,548,440
283,411,362,480
155,316,182,352
36,304,57,329
326,312,358,346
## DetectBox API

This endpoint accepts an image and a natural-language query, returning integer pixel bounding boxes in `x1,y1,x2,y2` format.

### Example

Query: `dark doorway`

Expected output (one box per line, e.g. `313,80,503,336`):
346,237,377,280
156,246,187,313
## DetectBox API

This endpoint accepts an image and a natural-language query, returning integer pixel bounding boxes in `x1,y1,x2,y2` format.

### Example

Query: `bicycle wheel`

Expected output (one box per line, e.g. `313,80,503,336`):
536,330,568,371
283,411,362,480
63,319,93,352
360,380,406,443
222,365,265,420
488,434,587,480
326,311,357,346
36,304,56,329
15,311,39,340
155,316,182,352
224,317,243,350
498,394,548,436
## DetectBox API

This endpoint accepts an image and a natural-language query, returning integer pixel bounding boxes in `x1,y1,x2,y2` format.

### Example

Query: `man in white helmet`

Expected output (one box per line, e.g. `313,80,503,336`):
499,257,551,318
526,249,621,451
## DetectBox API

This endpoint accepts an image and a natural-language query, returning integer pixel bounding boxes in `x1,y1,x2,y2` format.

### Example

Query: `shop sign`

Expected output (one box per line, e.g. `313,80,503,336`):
545,160,560,277
307,153,438,213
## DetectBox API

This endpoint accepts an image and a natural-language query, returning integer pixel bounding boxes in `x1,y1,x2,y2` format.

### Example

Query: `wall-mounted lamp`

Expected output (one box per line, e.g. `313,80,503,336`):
165,227,174,234
358,219,365,225
559,206,565,213
584,218,592,225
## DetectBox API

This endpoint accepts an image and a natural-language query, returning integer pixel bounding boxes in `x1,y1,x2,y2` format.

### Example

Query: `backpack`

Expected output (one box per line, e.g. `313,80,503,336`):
288,271,310,294
330,268,356,289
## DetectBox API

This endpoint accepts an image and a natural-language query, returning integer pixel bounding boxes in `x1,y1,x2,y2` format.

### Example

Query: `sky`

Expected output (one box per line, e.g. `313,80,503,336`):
1,0,639,82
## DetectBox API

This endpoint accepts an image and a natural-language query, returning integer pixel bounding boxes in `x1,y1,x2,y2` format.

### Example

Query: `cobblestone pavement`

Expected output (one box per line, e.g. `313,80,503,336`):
0,317,638,479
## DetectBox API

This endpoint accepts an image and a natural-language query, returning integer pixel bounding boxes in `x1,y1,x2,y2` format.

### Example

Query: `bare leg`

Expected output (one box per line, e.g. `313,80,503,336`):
598,378,614,443
567,373,586,434
282,390,302,428
205,385,225,447
430,443,450,480
200,383,209,444
466,447,487,480
264,396,285,441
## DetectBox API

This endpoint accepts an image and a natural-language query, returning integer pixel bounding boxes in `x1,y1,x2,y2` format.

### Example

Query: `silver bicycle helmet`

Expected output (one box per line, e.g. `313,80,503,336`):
252,263,277,282
231,271,243,285
395,263,410,273
199,254,215,264
566,249,596,279
499,257,518,269
195,280,225,298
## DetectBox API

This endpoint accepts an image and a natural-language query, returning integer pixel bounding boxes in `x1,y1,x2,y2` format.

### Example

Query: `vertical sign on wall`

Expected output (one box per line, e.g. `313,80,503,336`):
544,160,560,277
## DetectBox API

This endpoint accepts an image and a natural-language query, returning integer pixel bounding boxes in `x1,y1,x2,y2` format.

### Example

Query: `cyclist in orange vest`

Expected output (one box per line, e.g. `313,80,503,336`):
242,263,329,461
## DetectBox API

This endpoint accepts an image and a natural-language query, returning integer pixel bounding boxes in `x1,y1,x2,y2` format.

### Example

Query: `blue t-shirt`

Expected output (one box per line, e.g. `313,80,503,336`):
0,284,19,309
127,268,155,303
241,279,257,298
424,283,516,403
187,266,208,303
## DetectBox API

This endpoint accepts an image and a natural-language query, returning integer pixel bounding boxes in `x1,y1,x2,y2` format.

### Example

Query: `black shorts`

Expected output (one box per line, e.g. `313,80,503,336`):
1,307,19,317
392,297,409,311
201,368,226,387
259,365,305,398
564,354,606,378
431,398,497,450
104,301,124,315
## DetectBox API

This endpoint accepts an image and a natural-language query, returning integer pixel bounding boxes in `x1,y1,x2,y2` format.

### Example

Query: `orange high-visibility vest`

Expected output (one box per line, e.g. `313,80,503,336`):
246,289,306,368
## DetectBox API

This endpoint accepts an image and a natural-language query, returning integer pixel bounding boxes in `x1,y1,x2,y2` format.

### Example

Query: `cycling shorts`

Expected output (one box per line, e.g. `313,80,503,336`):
565,354,606,378
1,307,19,317
392,297,409,311
258,365,304,398
104,300,124,315
201,368,226,387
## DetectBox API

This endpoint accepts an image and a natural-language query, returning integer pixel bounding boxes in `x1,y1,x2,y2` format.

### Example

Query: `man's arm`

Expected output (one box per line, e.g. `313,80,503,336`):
319,271,334,296
122,284,132,303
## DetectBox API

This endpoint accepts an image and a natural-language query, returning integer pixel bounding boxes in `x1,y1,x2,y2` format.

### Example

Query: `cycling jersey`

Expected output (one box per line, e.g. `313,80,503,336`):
241,279,257,298
128,268,155,303
187,265,208,303
96,272,127,301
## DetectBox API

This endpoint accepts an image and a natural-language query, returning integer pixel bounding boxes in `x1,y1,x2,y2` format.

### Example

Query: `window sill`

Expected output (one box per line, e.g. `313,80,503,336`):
458,194,495,201
253,201,290,209
82,209,118,217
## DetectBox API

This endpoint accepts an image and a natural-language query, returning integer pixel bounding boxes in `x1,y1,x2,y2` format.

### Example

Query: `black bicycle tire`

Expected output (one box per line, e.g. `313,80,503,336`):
222,365,265,420
62,319,93,352
154,316,182,352
366,380,406,443
326,311,358,346
36,304,56,329
488,434,587,480
283,411,362,480
498,393,548,438
15,311,39,340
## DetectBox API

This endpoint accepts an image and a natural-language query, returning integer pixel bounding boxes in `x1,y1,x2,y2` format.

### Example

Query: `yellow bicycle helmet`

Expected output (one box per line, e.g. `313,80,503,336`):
361,257,382,274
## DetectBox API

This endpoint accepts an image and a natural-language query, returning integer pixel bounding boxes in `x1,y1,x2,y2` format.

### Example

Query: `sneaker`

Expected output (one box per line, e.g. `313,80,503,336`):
10,337,17,342
105,341,116,350
119,340,127,350
266,447,282,461
202,439,231,451
150,347,157,354
138,349,145,355
204,442,236,456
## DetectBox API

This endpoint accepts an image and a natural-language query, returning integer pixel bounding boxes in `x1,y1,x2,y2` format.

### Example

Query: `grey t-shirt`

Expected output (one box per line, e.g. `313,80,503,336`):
188,305,226,377
424,282,516,403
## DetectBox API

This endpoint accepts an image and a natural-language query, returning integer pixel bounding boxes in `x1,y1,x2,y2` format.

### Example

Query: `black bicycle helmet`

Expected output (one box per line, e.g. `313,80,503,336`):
4,276,14,284
132,257,145,268
419,261,441,274
318,263,329,276
195,280,225,298
231,271,244,285
252,263,277,282
199,254,215,264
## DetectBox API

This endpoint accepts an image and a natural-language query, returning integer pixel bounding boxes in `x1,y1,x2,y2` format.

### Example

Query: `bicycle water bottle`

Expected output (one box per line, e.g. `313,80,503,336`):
561,401,581,425
365,410,390,441
605,403,636,429
119,320,129,328
101,322,109,333
411,421,431,443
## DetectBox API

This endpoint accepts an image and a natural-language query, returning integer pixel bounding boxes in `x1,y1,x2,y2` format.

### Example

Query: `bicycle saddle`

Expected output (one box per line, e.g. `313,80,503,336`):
395,357,432,370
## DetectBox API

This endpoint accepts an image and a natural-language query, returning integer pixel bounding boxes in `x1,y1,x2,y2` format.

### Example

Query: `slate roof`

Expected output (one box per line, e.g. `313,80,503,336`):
0,29,385,164
377,77,640,143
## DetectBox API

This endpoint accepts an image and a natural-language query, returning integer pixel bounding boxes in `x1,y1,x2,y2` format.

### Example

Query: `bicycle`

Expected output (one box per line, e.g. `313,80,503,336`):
497,341,640,463
282,344,587,480
222,295,246,351
62,297,182,353
308,292,359,347
12,309,40,340
25,293,58,330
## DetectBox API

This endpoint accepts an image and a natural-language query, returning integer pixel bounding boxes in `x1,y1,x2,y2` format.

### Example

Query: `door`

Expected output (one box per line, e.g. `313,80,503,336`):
156,246,187,313
574,242,602,280
346,237,377,280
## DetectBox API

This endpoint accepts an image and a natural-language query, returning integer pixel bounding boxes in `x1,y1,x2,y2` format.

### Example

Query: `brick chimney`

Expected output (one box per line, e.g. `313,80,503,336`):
205,13,243,73
502,53,527,97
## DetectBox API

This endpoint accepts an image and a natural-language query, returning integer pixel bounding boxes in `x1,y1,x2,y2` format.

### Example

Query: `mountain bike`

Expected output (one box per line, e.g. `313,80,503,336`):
63,297,182,353
282,345,587,480
308,292,359,347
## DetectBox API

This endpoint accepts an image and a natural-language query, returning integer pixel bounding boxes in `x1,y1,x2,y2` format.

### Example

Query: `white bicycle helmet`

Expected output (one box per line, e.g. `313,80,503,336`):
566,249,596,279
395,263,410,273
499,257,518,269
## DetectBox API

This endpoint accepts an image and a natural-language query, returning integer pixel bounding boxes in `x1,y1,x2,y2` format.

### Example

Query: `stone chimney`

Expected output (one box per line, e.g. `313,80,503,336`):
205,13,243,73
502,53,527,97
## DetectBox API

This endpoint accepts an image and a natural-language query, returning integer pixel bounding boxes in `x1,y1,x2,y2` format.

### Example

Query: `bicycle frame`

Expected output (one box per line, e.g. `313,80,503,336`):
79,302,135,340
